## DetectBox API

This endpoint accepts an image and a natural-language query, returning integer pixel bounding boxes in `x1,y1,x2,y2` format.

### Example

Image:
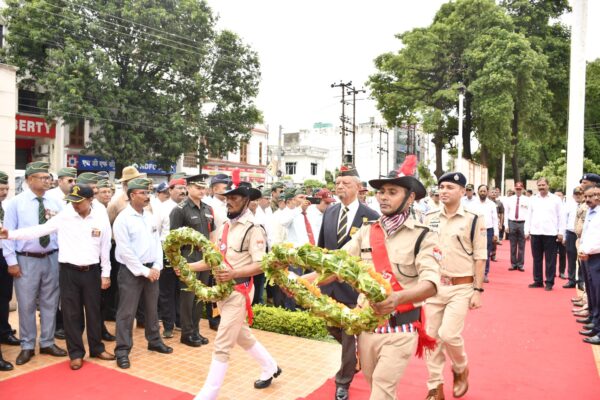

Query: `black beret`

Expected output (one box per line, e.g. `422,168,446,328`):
438,172,467,187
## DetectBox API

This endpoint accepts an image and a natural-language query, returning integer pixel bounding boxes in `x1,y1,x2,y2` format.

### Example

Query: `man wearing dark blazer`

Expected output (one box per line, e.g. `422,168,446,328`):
318,165,379,400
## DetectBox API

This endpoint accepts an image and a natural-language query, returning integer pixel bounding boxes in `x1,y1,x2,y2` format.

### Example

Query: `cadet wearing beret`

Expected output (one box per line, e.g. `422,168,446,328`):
204,174,230,231
96,180,114,208
1,184,114,370
461,183,477,211
169,174,215,345
270,182,285,212
2,162,66,365
113,178,172,369
47,167,77,206
424,172,487,399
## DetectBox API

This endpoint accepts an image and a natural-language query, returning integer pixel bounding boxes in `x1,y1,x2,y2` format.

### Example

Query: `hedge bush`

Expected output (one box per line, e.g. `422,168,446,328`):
251,304,331,340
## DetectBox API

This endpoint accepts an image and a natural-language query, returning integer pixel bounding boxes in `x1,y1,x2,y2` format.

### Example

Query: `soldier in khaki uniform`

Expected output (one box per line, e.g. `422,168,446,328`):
344,168,440,400
423,172,487,400
189,182,281,400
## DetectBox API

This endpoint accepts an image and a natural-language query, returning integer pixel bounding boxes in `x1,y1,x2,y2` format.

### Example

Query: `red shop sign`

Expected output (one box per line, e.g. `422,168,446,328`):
16,114,56,139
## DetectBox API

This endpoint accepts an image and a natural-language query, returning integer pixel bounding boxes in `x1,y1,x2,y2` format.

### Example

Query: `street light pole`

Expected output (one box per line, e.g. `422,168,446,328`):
458,85,465,174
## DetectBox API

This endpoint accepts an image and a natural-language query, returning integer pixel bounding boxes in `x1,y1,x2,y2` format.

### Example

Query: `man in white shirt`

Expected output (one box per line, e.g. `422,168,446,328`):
504,182,529,271
308,189,336,244
113,178,173,369
468,185,498,283
158,177,187,337
46,167,77,206
204,174,230,229
277,188,315,248
461,184,477,211
525,177,565,291
578,184,600,345
563,187,584,289
1,184,114,370
95,180,114,208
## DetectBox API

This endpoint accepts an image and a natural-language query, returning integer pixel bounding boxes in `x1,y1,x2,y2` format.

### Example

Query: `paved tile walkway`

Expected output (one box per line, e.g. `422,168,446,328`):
0,313,341,399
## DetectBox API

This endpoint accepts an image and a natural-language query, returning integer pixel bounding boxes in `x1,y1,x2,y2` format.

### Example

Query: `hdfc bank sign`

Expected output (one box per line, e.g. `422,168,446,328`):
16,114,56,139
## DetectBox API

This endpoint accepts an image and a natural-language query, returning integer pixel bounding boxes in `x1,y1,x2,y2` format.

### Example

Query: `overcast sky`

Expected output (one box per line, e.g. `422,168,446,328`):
208,0,600,134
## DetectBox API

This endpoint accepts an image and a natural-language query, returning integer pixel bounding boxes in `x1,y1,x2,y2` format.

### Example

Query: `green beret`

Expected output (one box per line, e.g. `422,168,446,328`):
57,167,77,178
25,161,50,177
128,177,152,190
171,172,187,180
76,172,101,184
337,164,360,178
271,182,285,191
96,179,112,189
0,171,8,185
261,189,272,198
294,187,306,196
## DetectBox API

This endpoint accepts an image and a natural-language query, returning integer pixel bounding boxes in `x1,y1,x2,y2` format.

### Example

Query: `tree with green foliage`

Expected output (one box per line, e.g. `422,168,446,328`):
1,0,261,176
585,59,600,165
303,179,326,190
533,157,600,191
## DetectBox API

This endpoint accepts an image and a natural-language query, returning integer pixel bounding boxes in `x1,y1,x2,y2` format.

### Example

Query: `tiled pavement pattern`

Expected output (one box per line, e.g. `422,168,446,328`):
1,312,341,399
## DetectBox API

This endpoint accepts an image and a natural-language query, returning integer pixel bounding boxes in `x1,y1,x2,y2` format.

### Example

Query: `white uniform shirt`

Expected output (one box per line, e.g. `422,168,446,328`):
7,203,112,277
113,204,163,277
277,206,314,247
46,186,67,209
461,196,478,211
580,207,600,255
565,199,580,233
306,205,325,244
160,198,178,242
524,192,565,237
503,194,529,228
466,198,499,237
204,196,227,229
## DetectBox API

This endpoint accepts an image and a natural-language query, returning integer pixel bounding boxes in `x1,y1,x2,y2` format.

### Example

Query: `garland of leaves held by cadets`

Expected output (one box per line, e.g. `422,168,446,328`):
163,228,392,334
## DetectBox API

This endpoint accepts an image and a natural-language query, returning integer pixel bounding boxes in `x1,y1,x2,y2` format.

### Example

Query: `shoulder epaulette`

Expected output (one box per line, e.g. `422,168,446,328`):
362,217,376,226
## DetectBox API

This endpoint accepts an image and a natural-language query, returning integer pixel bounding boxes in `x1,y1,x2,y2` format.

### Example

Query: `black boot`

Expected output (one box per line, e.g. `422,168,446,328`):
0,346,14,371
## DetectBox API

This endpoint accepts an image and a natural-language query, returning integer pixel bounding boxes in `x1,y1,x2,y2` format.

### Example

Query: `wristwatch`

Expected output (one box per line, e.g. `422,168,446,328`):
473,287,484,293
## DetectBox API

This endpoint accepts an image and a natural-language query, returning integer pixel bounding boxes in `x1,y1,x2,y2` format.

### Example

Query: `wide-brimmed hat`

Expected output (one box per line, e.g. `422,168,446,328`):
222,181,261,200
368,155,426,200
118,166,146,183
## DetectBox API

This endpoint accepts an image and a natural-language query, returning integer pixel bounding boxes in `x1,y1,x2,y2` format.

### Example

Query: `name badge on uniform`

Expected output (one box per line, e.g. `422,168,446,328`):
91,228,101,237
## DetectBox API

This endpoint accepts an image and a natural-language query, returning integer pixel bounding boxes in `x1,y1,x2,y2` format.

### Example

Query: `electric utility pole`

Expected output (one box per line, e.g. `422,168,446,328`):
348,87,366,161
331,81,353,164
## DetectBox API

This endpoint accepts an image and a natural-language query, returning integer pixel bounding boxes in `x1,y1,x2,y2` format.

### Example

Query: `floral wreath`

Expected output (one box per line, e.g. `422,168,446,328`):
262,243,393,335
163,227,233,302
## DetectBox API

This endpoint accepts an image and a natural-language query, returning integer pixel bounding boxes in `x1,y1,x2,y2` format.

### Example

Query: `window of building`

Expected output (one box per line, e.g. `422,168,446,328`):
240,141,248,163
18,89,48,115
311,162,317,176
259,142,263,165
285,162,297,175
69,119,85,147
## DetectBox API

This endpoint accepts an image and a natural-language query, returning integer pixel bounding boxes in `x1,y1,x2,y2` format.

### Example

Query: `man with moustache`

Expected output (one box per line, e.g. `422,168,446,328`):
525,178,565,291
424,172,487,400
318,165,379,400
563,187,584,289
113,178,172,369
1,184,114,370
188,182,280,400
504,182,529,271
169,174,215,346
469,185,498,283
96,180,114,208
46,167,77,205
2,162,66,365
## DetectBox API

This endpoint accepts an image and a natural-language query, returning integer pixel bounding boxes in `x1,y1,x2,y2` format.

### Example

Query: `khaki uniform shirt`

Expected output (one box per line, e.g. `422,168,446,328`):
424,205,487,277
342,216,441,308
107,193,128,225
216,209,267,270
575,203,588,238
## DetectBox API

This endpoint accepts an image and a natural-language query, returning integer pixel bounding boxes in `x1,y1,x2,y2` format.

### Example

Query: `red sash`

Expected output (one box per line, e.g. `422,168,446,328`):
370,221,436,357
220,222,254,325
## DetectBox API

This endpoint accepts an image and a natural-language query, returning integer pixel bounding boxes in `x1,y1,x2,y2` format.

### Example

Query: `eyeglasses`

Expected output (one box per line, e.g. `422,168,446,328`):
31,175,52,181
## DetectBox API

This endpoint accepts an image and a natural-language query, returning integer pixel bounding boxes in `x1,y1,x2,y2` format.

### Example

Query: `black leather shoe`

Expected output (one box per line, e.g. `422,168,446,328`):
148,342,173,354
254,366,282,389
0,334,22,346
577,317,592,324
528,282,543,288
209,322,219,331
116,355,130,369
563,282,576,289
54,328,66,340
0,357,14,371
583,335,600,345
192,333,209,345
518,267,525,272
335,386,349,400
508,266,517,271
40,344,67,357
583,323,596,330
579,329,599,337
559,273,567,280
180,335,202,347
544,285,553,291
102,331,116,342
16,349,35,365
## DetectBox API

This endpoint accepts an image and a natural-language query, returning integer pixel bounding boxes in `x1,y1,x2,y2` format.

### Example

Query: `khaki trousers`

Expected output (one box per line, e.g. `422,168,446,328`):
425,283,472,389
213,288,256,363
358,331,417,400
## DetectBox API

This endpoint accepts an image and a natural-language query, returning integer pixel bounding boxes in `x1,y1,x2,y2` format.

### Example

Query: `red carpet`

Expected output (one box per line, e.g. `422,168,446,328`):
300,241,600,399
0,362,193,400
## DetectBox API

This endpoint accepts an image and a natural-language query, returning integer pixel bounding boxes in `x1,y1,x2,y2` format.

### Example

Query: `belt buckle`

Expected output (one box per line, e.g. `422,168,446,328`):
80,265,90,272
440,276,453,286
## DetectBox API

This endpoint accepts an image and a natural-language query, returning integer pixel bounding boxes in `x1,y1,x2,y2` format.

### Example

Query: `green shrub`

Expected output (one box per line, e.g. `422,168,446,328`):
251,304,331,340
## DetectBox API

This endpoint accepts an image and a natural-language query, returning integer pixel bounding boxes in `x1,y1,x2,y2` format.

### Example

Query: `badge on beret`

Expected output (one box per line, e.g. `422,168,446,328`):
454,174,459,181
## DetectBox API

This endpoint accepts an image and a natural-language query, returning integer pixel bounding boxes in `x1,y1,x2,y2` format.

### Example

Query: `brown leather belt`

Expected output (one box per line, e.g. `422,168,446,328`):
440,275,474,286
60,262,99,272
16,249,58,258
